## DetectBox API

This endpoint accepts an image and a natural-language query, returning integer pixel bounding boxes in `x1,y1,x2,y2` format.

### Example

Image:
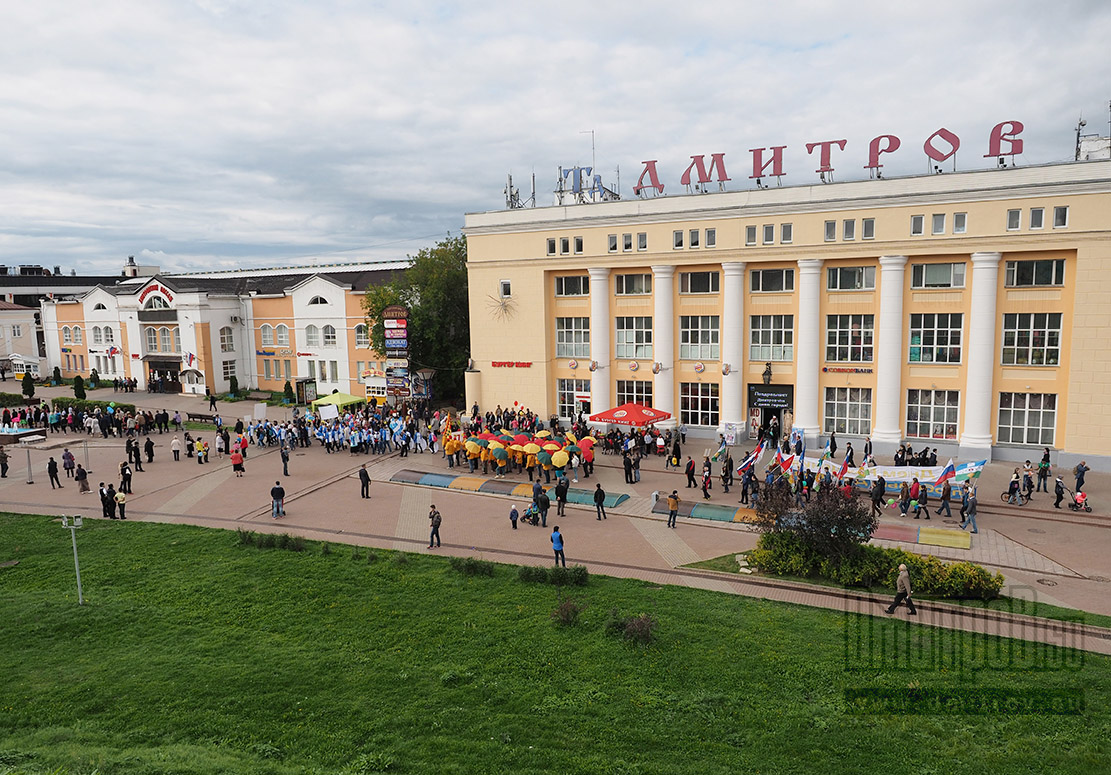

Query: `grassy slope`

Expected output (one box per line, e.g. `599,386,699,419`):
0,513,1106,775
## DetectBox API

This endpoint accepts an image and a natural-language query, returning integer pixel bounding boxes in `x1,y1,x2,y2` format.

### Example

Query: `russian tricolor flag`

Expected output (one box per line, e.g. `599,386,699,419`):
737,440,766,474
934,458,956,486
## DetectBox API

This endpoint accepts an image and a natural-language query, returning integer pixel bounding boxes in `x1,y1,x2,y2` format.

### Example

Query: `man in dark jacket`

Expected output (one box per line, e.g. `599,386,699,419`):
537,490,551,527
270,480,286,519
685,457,696,488
359,464,370,498
593,483,607,520
144,436,155,463
555,476,569,516
47,457,63,489
1054,476,1066,509
623,454,634,484
870,476,886,517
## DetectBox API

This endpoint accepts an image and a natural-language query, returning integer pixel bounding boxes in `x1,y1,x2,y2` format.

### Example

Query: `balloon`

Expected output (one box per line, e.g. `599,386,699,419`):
514,401,519,406
909,500,918,509
887,498,895,505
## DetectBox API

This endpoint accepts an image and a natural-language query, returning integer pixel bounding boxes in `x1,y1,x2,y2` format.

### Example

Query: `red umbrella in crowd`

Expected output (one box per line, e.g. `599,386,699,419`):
588,403,672,427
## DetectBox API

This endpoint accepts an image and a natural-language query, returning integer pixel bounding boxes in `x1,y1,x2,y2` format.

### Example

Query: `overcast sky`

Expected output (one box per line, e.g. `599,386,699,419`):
2,0,1109,275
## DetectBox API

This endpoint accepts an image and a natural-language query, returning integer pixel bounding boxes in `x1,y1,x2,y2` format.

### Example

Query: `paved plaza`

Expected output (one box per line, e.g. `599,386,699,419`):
5,384,1111,653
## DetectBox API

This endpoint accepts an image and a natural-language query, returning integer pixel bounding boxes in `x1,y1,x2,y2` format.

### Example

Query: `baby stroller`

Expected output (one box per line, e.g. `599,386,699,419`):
1068,489,1093,513
522,503,541,526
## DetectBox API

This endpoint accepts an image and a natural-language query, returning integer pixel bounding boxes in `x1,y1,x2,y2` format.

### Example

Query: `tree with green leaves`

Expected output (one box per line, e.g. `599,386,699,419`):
229,376,239,396
73,375,86,400
21,371,34,400
284,380,295,403
753,475,877,561
52,366,61,385
362,234,468,401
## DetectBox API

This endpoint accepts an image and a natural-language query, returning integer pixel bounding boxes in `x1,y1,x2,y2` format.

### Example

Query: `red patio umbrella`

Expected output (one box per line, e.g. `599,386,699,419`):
588,403,672,427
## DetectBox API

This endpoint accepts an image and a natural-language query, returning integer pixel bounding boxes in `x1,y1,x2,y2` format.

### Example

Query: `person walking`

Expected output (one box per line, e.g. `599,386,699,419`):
207,387,217,412
119,461,133,494
62,448,75,478
1036,450,1051,493
551,525,566,567
359,464,371,498
935,479,952,519
870,475,886,518
884,563,917,615
701,469,712,500
1074,461,1089,492
720,454,733,494
144,435,155,463
230,448,244,477
47,457,64,489
1054,476,1066,509
555,476,569,516
509,504,519,530
537,490,551,527
666,490,680,529
75,463,90,494
270,480,285,519
105,484,118,519
0,447,8,478
115,488,128,520
684,456,696,488
170,435,181,461
428,505,442,548
959,486,979,533
281,447,290,477
844,442,855,468
593,483,607,520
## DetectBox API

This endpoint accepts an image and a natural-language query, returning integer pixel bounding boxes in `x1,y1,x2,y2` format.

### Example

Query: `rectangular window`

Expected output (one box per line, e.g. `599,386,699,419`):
547,238,557,256
679,271,720,294
843,219,856,241
11,325,21,338
825,314,875,362
1007,209,1021,230
931,213,946,235
557,378,591,419
679,315,720,360
911,215,925,236
559,237,570,255
780,223,793,244
998,392,1057,445
763,224,775,245
276,326,289,346
615,274,651,295
608,234,618,253
573,236,583,254
953,212,967,233
92,327,102,345
78,355,84,371
145,327,157,352
615,316,653,359
264,360,272,380
746,225,757,246
906,389,959,440
826,266,876,291
750,268,794,293
261,326,274,346
555,275,589,296
749,314,794,361
911,262,966,289
555,316,591,358
499,280,512,298
704,229,716,248
623,233,634,252
330,361,338,382
65,354,71,370
318,360,327,381
637,232,647,251
824,220,836,242
222,360,236,380
284,359,292,380
1002,312,1061,366
824,387,872,436
680,382,719,427
1054,206,1069,228
1004,259,1065,287
909,313,963,363
308,361,315,379
862,218,875,239
1030,207,1045,229
356,361,365,381
673,230,684,249
63,327,73,344
689,229,700,249
73,327,83,345
617,379,653,407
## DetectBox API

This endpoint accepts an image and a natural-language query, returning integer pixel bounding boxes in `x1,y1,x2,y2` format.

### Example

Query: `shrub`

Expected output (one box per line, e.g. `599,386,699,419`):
236,528,256,546
52,366,61,384
248,742,284,760
321,541,332,556
449,556,495,577
518,565,550,584
566,564,589,586
257,533,276,549
21,373,34,399
51,396,137,415
345,751,396,773
288,535,306,552
229,376,240,395
351,545,361,560
366,550,378,564
284,380,295,402
551,596,586,627
605,608,657,645
276,533,292,551
72,375,86,400
391,552,409,566
0,392,28,407
549,566,572,586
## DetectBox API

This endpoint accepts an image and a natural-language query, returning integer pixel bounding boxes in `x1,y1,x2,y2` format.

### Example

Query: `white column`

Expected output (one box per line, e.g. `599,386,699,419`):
960,251,1001,460
651,265,675,422
794,259,824,443
720,261,746,432
588,267,611,415
872,255,908,449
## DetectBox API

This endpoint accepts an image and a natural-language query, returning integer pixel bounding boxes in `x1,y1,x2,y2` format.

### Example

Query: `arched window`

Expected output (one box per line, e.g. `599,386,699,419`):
145,327,158,352
93,303,107,310
305,324,320,347
73,326,83,344
144,296,169,309
62,326,72,344
159,327,172,353
322,325,337,347
275,324,290,346
308,295,328,306
104,327,114,343
219,326,234,353
260,324,274,346
355,324,369,348
92,326,103,345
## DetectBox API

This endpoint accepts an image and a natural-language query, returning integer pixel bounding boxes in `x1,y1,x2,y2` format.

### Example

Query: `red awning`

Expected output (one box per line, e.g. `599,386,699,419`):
588,403,672,426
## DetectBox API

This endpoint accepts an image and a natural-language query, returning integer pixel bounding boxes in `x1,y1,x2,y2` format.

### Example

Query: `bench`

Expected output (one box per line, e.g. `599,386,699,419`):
186,412,217,424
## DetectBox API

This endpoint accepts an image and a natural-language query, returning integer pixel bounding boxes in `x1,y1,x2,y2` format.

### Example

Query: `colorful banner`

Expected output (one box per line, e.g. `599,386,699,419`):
801,459,987,495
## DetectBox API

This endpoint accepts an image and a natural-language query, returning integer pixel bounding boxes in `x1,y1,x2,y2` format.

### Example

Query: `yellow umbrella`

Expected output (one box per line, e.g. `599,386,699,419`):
487,439,505,450
536,430,551,438
523,443,541,454
566,432,578,443
580,435,597,444
465,441,481,454
552,450,569,467
510,444,525,452
542,442,562,452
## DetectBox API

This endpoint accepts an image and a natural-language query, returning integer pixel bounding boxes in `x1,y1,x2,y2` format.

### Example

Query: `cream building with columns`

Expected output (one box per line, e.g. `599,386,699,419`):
464,160,1111,469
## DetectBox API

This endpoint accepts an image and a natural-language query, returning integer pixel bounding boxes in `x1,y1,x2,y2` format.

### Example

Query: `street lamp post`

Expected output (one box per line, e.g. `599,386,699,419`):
60,515,84,605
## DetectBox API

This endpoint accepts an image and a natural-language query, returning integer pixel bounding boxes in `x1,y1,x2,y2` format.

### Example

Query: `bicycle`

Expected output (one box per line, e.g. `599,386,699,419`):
1000,490,1030,506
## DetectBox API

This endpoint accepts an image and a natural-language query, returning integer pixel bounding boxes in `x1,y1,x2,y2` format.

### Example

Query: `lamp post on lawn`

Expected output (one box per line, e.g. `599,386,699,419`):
60,514,85,605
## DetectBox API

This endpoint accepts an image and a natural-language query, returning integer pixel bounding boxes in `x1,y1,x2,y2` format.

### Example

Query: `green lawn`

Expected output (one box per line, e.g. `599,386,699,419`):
0,513,1106,775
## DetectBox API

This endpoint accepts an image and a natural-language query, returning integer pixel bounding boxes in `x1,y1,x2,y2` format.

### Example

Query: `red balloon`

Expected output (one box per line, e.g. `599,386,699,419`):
514,401,519,406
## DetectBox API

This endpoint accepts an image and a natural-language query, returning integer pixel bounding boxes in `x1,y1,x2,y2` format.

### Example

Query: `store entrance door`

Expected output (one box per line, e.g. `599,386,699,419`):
747,384,794,442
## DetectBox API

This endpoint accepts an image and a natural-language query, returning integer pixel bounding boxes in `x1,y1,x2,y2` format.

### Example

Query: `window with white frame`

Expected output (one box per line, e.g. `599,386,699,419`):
93,303,107,310
1054,206,1069,228
174,328,181,353
219,326,234,352
750,314,794,361
637,232,647,251
931,213,946,235
222,360,236,380
679,315,720,360
825,314,874,362
1002,312,1061,366
499,280,512,297
911,262,965,289
827,266,876,291
318,360,327,381
608,234,618,253
284,359,292,380
1004,259,1064,287
843,219,856,241
62,326,72,344
305,324,320,347
322,325,337,347
746,225,757,246
910,215,925,235
780,223,793,243
615,316,652,359
573,236,583,254
862,218,875,239
1006,209,1021,230
263,360,272,380
73,326,83,344
103,327,113,343
557,378,590,419
623,233,633,251
680,382,719,426
13,325,24,338
750,268,794,293
909,313,962,363
615,274,651,295
824,220,836,242
906,389,959,440
954,212,967,233
157,327,172,352
998,392,1057,445
92,326,103,345
276,324,290,346
547,238,557,256
705,229,716,248
824,387,872,435
555,275,589,296
560,237,570,255
144,296,169,309
355,324,369,348
307,361,315,379
617,379,653,407
330,361,338,381
689,229,700,249
763,224,775,244
1030,207,1045,229
555,317,590,358
145,327,157,351
673,230,684,249
261,324,274,346
308,295,328,306
679,271,719,293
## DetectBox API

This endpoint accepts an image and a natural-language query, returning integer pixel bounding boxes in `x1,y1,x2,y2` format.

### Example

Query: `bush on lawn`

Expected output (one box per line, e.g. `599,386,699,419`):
0,392,29,407
605,608,657,646
551,596,586,627
449,556,495,577
518,564,589,586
